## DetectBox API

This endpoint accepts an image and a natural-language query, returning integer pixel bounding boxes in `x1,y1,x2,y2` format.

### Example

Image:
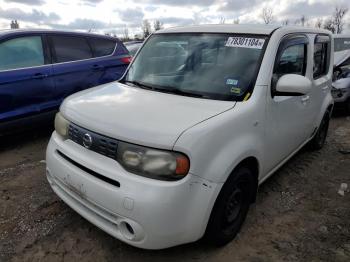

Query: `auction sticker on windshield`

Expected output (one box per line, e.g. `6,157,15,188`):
225,37,265,49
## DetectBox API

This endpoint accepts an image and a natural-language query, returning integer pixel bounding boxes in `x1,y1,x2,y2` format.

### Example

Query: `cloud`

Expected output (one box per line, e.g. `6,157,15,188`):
80,0,104,6
117,8,144,23
218,0,259,12
144,6,158,12
275,0,350,24
137,0,216,7
159,17,195,26
0,7,60,24
4,0,46,5
50,18,127,32
281,1,332,19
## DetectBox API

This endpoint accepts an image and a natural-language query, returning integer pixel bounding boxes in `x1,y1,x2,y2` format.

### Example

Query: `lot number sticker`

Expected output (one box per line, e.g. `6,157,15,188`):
225,37,265,49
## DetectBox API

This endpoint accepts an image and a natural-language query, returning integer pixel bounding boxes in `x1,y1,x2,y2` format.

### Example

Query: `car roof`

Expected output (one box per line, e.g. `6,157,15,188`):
0,29,118,41
155,24,331,36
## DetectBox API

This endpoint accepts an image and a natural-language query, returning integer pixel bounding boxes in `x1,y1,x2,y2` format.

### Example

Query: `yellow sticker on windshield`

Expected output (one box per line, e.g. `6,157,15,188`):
231,87,241,94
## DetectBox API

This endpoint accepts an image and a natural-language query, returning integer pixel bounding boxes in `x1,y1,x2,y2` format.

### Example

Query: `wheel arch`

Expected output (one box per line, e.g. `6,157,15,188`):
225,156,260,203
326,103,334,117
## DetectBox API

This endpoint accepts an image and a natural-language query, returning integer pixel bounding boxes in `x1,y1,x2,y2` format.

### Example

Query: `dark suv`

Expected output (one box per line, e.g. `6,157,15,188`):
0,29,131,134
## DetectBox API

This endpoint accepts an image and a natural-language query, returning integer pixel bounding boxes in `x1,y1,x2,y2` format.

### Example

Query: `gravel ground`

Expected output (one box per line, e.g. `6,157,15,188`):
0,113,349,262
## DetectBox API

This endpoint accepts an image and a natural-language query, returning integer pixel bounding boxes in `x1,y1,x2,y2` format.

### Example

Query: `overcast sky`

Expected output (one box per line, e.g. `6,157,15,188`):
0,0,349,37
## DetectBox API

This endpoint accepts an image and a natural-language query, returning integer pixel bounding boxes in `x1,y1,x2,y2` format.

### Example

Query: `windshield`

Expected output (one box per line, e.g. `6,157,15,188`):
124,33,268,101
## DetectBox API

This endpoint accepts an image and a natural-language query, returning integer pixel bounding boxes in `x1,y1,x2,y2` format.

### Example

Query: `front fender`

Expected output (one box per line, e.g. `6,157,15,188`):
173,99,265,184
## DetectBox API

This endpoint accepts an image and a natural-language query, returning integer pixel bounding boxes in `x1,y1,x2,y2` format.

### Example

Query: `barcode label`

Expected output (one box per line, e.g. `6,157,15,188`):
225,37,265,49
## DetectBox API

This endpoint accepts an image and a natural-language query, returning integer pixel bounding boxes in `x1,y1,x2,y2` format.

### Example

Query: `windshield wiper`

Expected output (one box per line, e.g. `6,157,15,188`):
158,88,205,98
124,80,155,90
125,80,204,98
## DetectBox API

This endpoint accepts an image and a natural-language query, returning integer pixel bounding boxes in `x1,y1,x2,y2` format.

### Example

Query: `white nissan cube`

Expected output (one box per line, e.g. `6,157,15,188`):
46,25,334,249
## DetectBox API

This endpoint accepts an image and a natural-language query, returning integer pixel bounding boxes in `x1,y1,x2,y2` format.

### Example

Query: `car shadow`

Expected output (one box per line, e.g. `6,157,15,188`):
0,123,54,153
332,107,349,118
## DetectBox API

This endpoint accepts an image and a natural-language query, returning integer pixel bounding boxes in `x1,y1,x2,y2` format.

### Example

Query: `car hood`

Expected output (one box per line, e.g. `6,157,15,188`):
333,77,350,90
334,50,350,68
61,82,235,149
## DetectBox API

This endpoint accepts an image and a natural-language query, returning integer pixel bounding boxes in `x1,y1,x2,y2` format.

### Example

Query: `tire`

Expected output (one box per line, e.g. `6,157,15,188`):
204,167,256,246
309,111,330,150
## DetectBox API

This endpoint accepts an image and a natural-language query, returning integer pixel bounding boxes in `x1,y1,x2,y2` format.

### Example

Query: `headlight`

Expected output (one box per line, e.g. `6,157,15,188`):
54,112,69,140
331,88,344,98
117,141,190,181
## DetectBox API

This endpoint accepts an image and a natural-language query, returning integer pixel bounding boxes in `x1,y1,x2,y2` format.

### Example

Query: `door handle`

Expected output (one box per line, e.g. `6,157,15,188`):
31,73,48,79
301,95,310,102
92,64,104,70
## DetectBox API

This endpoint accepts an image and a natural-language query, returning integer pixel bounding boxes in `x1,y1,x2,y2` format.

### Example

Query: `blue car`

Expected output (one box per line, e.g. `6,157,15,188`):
0,29,131,135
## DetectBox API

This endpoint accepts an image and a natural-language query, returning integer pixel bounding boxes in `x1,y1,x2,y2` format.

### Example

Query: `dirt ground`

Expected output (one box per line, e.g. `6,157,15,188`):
0,113,349,262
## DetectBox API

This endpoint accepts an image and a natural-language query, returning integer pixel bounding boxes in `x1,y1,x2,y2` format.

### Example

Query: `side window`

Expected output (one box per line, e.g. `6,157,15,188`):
313,36,330,79
274,44,306,77
89,38,116,57
0,36,44,71
51,35,92,63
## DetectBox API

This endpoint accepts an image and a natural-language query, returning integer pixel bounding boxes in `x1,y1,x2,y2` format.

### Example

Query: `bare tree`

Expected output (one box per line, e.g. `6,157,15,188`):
219,17,225,24
261,7,273,24
300,15,307,26
323,18,335,33
153,20,163,31
233,18,240,24
123,26,129,41
282,19,289,26
10,20,20,29
333,7,348,34
142,19,152,39
315,18,323,28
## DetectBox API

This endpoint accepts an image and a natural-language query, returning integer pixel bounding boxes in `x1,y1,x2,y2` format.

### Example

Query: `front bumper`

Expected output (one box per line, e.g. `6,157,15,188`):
46,132,222,249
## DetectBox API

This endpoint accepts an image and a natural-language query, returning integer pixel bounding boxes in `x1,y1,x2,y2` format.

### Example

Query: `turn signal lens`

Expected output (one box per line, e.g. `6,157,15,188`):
176,155,190,176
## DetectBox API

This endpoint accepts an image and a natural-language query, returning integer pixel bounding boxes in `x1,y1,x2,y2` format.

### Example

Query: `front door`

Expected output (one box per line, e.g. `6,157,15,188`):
264,34,313,175
0,35,54,122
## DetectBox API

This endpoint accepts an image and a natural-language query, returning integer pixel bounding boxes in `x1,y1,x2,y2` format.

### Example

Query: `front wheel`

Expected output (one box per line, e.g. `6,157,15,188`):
204,167,256,246
309,111,330,150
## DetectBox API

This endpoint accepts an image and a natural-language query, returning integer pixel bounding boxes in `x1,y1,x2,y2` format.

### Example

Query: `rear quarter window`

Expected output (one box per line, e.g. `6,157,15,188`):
89,37,116,57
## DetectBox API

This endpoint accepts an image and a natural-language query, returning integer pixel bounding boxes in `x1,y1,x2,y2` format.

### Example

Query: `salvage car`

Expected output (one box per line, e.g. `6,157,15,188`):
332,34,350,112
124,41,143,56
47,25,334,249
0,29,131,135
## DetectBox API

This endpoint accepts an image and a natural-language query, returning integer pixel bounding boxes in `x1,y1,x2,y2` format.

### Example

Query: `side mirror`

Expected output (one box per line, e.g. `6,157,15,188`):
274,74,312,96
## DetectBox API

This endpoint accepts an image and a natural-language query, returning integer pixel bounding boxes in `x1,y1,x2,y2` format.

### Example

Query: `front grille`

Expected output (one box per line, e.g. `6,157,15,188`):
68,123,119,159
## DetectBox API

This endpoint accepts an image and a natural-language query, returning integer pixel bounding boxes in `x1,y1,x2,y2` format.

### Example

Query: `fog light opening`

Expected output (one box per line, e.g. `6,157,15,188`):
126,222,134,235
120,221,135,240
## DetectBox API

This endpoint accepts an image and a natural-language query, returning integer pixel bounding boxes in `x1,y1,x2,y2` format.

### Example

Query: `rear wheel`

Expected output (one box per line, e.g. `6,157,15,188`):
309,111,330,150
204,167,256,246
